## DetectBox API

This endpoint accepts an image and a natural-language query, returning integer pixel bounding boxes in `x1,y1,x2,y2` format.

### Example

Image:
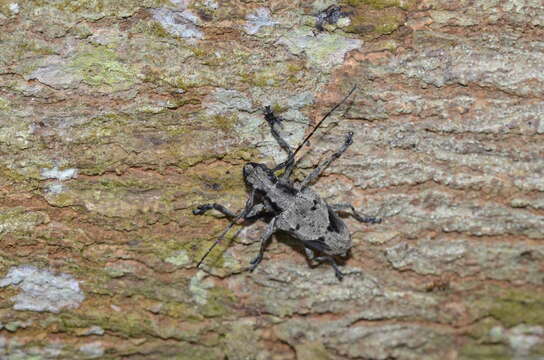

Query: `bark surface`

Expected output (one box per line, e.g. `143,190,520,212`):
0,0,543,359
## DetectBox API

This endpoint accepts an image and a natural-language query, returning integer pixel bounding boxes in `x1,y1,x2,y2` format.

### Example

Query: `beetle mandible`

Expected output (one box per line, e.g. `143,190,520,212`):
193,87,381,280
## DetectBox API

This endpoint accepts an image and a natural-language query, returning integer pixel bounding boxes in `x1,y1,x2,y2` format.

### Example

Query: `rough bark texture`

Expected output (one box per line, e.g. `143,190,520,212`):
1,0,543,359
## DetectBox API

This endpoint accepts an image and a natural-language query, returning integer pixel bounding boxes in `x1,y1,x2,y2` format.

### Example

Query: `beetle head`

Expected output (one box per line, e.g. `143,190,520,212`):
243,162,277,190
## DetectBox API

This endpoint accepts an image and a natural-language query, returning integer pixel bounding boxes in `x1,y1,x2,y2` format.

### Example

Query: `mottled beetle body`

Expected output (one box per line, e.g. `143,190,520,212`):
194,89,380,280
243,162,352,257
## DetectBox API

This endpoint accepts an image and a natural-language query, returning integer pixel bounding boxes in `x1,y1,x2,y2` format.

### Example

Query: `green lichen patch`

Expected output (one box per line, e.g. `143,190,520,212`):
211,113,239,132
61,306,154,338
344,0,416,10
295,341,332,360
69,45,137,92
344,6,405,36
160,301,203,321
465,317,503,341
488,289,544,327
240,61,305,88
70,113,132,145
188,272,236,318
459,343,510,360
37,0,170,21
185,161,245,191
43,178,174,224
149,233,236,270
471,286,544,328
0,207,49,236
0,97,9,111
278,28,362,70
139,20,172,39
224,319,260,360
0,116,34,151
15,39,58,58
0,165,39,189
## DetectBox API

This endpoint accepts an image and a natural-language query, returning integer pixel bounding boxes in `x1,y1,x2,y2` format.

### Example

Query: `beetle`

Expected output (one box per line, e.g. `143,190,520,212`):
193,87,381,280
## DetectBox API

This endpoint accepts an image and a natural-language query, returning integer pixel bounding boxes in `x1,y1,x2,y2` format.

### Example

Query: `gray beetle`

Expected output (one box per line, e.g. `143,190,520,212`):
193,88,381,280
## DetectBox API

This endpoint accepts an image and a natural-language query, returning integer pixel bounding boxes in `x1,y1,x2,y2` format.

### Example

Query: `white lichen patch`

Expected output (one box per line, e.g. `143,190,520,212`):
490,325,544,356
204,0,218,9
278,27,362,70
244,8,278,35
41,165,77,194
27,56,81,90
189,271,214,305
164,250,190,266
83,326,105,336
41,166,78,181
151,8,203,40
206,88,253,114
0,265,85,313
46,182,65,194
9,3,20,14
79,342,104,359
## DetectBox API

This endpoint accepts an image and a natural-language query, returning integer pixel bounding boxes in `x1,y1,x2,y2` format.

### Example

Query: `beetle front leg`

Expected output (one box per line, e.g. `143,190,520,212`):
263,107,297,180
248,217,277,272
329,203,381,224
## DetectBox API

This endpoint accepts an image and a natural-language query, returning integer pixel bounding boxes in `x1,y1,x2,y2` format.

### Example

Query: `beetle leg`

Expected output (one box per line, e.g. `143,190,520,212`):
193,202,270,221
304,247,316,261
314,255,344,281
197,190,258,268
248,217,277,272
329,203,381,224
299,132,354,189
264,107,293,159
193,203,236,217
263,107,297,180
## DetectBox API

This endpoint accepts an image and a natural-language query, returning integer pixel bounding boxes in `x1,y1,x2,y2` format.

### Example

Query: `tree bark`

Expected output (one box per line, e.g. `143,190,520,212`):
1,1,543,359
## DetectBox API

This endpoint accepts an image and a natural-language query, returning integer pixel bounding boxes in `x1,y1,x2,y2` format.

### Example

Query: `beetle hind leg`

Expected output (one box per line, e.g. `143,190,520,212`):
299,132,354,189
304,248,344,281
313,255,344,281
330,203,381,224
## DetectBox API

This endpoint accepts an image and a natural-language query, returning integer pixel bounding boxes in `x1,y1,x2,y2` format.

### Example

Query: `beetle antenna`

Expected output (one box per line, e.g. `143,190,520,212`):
196,221,236,268
292,85,357,160
197,190,256,268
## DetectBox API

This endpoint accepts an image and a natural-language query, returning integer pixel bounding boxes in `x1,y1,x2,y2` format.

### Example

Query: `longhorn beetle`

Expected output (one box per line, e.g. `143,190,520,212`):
193,86,381,280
